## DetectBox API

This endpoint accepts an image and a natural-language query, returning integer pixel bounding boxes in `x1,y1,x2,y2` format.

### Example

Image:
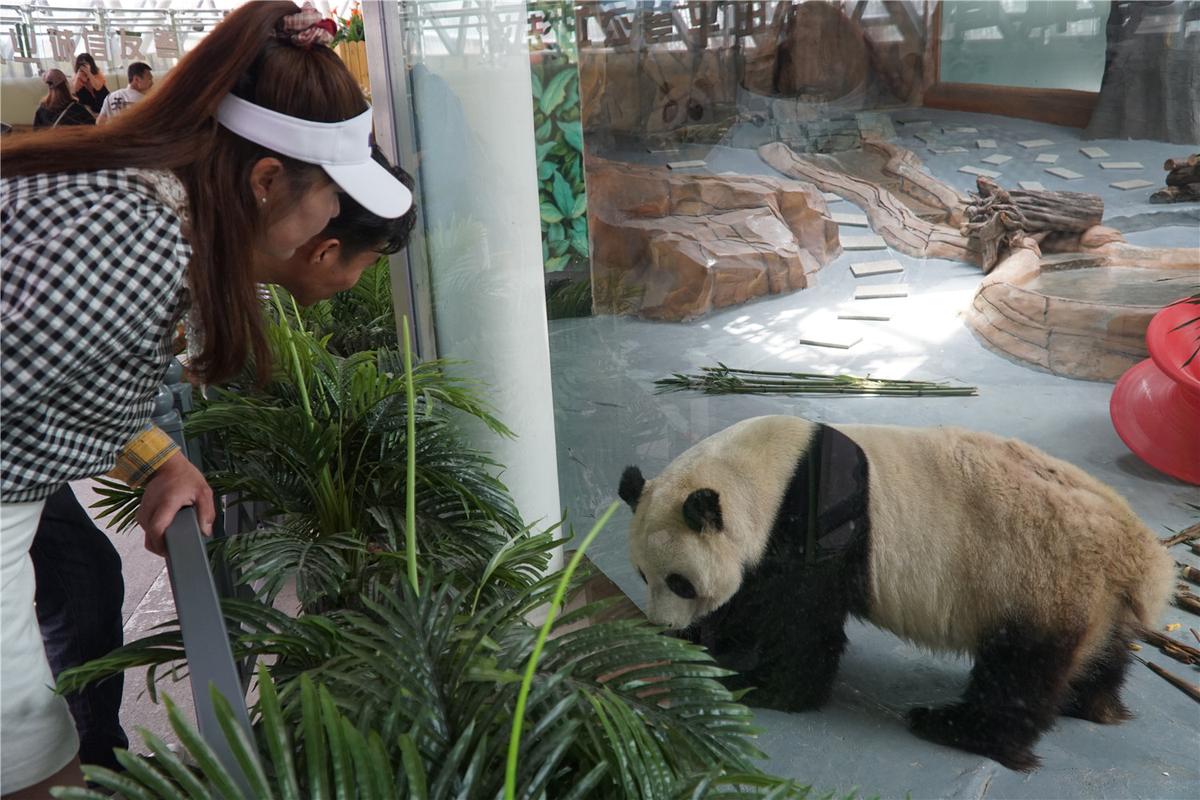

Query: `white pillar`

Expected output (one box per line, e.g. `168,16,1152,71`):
381,2,562,561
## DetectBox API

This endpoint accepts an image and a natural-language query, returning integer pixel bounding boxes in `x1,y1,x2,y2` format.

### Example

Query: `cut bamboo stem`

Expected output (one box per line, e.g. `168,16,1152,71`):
1176,590,1200,616
655,365,977,397
1161,522,1200,548
1139,629,1200,664
1179,563,1200,585
1133,654,1200,704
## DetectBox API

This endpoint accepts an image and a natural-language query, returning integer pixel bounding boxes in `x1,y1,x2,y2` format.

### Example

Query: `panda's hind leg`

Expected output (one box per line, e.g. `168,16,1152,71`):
907,623,1079,772
1061,627,1134,724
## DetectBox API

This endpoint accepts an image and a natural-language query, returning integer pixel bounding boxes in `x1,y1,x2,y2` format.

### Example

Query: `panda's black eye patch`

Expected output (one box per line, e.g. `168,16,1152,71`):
666,573,696,600
638,569,647,584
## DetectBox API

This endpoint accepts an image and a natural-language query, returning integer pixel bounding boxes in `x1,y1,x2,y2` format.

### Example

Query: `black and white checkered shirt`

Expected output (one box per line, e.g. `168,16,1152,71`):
1,168,191,503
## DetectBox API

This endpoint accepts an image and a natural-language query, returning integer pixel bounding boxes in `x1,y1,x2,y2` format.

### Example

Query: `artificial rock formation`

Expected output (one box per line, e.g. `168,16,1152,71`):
740,1,869,100
586,158,840,320
967,245,1200,382
759,141,978,263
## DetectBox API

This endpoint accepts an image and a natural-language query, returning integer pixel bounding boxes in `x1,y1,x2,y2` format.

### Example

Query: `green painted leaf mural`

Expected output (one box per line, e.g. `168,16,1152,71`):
552,171,575,218
538,68,575,116
539,202,564,224
560,120,583,152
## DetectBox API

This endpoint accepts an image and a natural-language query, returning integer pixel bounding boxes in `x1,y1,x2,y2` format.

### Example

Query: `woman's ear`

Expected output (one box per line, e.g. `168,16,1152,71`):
249,157,285,205
309,238,342,265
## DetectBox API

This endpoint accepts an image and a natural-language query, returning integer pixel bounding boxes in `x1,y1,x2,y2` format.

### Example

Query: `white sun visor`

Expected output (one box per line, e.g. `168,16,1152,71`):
215,93,413,219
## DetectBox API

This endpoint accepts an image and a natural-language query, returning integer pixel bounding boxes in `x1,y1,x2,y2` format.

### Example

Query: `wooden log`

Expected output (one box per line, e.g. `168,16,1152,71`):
962,177,1103,271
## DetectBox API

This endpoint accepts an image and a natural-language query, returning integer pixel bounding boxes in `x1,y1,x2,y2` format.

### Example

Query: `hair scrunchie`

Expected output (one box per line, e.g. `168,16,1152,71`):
279,1,336,48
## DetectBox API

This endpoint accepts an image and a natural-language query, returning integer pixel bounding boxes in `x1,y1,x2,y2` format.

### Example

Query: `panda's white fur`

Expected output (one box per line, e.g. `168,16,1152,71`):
630,416,1172,665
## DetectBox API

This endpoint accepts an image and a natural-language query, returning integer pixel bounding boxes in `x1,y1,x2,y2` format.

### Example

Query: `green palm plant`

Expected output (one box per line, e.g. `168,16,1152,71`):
199,292,526,612
59,313,833,798
55,538,820,799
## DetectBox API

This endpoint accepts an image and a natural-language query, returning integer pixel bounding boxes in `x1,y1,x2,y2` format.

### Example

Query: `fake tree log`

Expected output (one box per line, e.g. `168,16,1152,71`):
961,177,1103,272
1150,154,1200,204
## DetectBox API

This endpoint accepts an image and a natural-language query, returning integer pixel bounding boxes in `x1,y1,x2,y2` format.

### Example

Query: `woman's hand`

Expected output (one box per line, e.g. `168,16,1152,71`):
137,451,216,556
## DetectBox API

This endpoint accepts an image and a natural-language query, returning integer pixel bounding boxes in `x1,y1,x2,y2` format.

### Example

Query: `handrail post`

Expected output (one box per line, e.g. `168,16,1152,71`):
152,364,254,797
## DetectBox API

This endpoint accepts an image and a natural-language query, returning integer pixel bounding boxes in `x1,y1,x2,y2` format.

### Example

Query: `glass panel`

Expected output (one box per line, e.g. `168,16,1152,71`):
386,0,1199,795
939,1,1110,91
392,0,563,540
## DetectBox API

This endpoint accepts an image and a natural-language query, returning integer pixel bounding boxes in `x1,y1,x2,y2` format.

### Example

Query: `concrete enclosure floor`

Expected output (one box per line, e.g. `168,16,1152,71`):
550,108,1200,798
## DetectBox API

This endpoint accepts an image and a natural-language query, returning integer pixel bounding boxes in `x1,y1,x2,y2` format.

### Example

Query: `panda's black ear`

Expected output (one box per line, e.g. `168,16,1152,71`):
682,489,722,533
619,466,645,510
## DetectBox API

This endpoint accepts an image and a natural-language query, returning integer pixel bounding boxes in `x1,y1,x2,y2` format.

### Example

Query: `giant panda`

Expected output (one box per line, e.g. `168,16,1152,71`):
617,415,1174,771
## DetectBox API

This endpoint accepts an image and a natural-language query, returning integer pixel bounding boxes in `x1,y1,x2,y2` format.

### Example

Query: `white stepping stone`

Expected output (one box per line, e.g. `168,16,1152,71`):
1101,162,1144,170
855,283,909,300
851,259,903,277
822,192,843,203
831,212,869,227
950,126,978,133
838,312,891,321
1111,179,1155,190
929,146,968,154
960,165,1002,178
1045,167,1084,180
1018,139,1054,149
914,133,937,144
1035,153,1060,164
976,139,997,149
798,331,862,349
1019,181,1047,191
667,160,706,170
981,154,1012,165
1080,147,1110,159
842,234,888,250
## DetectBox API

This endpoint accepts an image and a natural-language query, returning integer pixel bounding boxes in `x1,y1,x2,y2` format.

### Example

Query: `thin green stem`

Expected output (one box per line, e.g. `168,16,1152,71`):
505,501,619,800
402,316,419,595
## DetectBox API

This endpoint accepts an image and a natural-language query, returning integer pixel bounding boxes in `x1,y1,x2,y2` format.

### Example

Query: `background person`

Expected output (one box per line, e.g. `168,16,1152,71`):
70,53,108,117
33,69,93,128
0,2,411,795
97,62,153,123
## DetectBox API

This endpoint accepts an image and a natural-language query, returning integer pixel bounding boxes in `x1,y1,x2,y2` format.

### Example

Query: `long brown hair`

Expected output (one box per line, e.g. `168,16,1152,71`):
39,74,73,113
2,1,367,383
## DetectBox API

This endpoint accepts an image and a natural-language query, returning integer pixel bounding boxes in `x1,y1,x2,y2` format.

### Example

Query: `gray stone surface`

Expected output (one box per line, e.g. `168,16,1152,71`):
565,108,1200,798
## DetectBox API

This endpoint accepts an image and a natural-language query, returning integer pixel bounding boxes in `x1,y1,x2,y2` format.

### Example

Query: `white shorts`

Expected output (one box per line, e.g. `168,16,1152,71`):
1,500,79,793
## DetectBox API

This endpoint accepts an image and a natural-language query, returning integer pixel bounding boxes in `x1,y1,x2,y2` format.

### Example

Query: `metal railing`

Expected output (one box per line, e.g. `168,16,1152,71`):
151,361,252,798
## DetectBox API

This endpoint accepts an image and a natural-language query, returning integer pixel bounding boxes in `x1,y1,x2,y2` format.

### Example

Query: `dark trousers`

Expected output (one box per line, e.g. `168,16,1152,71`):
31,485,128,771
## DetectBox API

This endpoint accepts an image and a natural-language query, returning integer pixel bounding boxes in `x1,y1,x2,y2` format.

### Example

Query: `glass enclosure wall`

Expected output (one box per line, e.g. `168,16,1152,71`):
376,0,563,542
377,1,1198,793
938,1,1110,91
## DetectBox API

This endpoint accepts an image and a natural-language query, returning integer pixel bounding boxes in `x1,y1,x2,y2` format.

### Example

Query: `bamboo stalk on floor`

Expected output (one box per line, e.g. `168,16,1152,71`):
655,364,977,397
1179,563,1200,585
1175,589,1200,616
1139,629,1200,665
1132,653,1200,704
1161,522,1200,548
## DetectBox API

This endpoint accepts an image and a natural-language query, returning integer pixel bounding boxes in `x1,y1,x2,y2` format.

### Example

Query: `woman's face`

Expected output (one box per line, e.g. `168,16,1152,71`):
256,174,341,262
271,241,382,306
